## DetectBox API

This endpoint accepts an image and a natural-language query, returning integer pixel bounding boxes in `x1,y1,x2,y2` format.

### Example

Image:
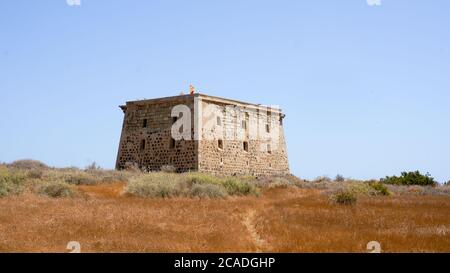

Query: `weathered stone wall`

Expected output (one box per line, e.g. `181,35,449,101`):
115,96,197,172
197,99,290,176
116,94,290,176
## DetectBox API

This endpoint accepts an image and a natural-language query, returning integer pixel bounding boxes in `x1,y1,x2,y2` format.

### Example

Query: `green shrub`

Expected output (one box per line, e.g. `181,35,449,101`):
64,171,98,185
124,173,185,198
331,190,357,205
335,174,345,182
189,184,228,198
124,172,259,198
186,173,222,186
0,166,27,197
346,181,373,196
27,169,44,179
38,181,74,198
222,178,259,196
382,171,436,186
369,182,390,196
266,176,292,188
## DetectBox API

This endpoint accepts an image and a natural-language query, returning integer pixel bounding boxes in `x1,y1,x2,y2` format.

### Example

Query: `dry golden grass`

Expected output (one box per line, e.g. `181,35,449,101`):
0,184,448,253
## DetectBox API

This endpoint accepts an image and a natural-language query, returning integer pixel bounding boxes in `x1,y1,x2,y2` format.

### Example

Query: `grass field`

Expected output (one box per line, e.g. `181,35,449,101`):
0,180,449,253
0,160,449,253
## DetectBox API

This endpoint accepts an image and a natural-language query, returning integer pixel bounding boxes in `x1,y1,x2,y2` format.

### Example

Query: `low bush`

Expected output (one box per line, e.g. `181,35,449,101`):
314,176,332,183
124,172,259,198
335,174,345,182
37,181,74,198
382,171,436,186
8,159,48,170
369,181,390,196
222,178,259,196
187,173,259,196
189,183,228,198
385,184,450,196
124,173,185,198
255,176,293,188
64,171,98,185
27,169,44,179
186,173,222,186
330,190,357,205
0,166,27,197
346,181,374,196
85,169,133,183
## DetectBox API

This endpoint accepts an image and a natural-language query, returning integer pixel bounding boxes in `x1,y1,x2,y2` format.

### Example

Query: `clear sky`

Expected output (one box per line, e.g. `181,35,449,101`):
1,0,449,182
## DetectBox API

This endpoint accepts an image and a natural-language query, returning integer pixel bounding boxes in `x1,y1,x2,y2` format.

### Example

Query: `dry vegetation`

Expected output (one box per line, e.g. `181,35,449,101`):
0,160,449,253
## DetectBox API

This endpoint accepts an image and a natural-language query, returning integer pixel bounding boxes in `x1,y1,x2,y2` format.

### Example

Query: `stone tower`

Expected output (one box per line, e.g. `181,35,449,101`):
115,94,290,176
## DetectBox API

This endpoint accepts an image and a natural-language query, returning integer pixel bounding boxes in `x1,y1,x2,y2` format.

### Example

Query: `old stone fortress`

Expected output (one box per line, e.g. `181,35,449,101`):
116,88,290,176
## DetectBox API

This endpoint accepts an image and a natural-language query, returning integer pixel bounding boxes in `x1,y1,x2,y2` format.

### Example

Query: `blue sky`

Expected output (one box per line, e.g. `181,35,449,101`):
1,0,449,182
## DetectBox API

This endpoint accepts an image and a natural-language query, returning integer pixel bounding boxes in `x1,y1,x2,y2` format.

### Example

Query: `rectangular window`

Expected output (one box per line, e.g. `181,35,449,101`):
218,139,223,150
266,124,270,133
243,141,249,152
217,116,222,126
140,139,146,151
170,138,176,149
243,112,249,130
142,119,148,128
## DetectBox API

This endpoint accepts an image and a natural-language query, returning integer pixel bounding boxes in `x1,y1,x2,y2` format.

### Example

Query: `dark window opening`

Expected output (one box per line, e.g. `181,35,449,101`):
172,116,178,124
140,139,146,151
266,124,270,133
218,139,223,150
170,138,176,149
280,117,283,126
142,119,148,128
243,141,249,152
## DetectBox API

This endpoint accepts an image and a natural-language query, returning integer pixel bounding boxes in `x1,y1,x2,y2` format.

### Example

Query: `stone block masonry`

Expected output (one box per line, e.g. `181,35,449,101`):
116,93,290,176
